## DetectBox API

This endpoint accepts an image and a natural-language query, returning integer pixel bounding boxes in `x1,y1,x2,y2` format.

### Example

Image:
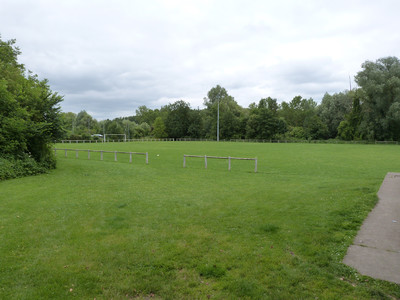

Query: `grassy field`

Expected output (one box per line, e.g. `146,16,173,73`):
1,141,400,299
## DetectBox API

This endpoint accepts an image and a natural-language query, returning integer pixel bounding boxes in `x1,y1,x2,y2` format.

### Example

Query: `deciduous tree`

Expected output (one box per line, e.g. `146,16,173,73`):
152,116,167,138
355,56,400,140
0,37,63,169
204,85,244,139
246,97,286,139
318,91,353,138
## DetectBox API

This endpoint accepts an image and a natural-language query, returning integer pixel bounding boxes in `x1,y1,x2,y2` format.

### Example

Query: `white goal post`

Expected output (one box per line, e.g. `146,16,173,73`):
104,134,126,142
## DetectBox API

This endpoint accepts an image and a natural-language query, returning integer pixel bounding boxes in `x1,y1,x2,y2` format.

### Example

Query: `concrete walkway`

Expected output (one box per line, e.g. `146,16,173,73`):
343,172,400,284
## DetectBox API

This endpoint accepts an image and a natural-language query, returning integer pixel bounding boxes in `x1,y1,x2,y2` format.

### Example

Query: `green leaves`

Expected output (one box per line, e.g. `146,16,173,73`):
152,117,167,138
203,85,244,139
0,36,63,174
164,100,191,138
355,56,400,141
246,98,285,139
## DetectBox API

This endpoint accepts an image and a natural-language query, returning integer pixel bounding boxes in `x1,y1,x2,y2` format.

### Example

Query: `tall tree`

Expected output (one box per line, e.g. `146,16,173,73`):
204,85,243,139
280,96,327,139
122,119,137,139
280,96,318,127
318,91,353,138
246,97,286,139
75,110,99,137
152,117,167,138
0,37,63,167
61,112,77,136
187,109,204,138
355,56,400,140
337,89,364,140
135,105,160,125
164,100,191,138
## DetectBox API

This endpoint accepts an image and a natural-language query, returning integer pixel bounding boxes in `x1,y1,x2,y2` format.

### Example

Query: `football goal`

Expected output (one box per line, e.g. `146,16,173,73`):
104,134,126,142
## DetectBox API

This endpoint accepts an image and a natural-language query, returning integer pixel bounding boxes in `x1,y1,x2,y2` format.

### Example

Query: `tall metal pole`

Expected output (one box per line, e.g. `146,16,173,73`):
349,75,352,91
103,122,105,143
217,100,220,142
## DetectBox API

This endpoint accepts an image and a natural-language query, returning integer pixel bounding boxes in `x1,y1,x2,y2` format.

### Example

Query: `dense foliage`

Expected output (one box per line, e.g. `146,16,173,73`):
62,54,400,142
0,37,63,179
355,57,400,141
61,56,400,142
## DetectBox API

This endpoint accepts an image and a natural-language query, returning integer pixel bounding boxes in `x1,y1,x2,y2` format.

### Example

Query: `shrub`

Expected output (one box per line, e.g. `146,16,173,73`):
1,37,63,180
0,154,51,181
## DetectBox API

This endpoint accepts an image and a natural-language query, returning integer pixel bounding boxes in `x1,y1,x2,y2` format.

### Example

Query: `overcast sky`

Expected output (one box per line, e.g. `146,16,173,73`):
1,0,399,120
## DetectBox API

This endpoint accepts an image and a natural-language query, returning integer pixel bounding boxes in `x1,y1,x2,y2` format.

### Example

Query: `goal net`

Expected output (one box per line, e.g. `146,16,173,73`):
104,134,127,142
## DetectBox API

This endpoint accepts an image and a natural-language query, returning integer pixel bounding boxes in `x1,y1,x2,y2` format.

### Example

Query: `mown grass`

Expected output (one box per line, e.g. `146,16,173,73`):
1,142,400,299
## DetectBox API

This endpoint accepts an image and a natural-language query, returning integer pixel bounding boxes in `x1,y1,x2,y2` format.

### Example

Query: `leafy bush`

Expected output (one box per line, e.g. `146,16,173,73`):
1,37,63,180
0,153,53,181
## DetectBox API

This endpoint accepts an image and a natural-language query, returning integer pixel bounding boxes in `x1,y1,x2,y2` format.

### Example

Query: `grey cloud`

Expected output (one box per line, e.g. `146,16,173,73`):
276,59,340,85
50,74,111,94
2,0,400,119
62,91,156,120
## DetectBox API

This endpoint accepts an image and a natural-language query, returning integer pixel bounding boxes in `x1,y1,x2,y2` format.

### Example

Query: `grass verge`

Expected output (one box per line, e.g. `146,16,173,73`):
1,142,399,299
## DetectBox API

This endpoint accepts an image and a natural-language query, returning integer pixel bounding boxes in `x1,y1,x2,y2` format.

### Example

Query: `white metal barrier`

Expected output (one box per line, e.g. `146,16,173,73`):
183,154,257,173
54,148,149,164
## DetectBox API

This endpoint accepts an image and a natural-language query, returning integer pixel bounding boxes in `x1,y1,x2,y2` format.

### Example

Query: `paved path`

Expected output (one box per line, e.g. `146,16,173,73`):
343,172,400,284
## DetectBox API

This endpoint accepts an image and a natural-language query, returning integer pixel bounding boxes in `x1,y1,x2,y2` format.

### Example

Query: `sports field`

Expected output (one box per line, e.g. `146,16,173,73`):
1,142,400,299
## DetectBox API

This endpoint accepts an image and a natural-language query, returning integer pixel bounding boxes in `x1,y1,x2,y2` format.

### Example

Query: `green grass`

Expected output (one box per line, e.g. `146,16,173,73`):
1,142,400,299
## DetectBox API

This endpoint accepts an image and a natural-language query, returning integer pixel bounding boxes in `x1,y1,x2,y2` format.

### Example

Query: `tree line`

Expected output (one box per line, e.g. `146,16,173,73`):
62,56,400,142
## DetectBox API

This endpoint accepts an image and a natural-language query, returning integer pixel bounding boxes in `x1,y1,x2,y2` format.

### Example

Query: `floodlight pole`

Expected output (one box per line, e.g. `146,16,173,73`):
103,122,106,143
217,99,220,142
349,75,352,91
